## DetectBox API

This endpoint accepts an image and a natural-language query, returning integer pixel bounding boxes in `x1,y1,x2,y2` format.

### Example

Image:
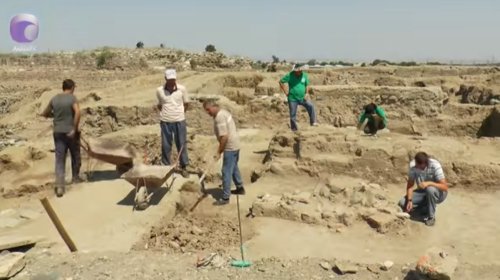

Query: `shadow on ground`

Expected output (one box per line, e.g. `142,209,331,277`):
117,186,170,209
86,170,121,182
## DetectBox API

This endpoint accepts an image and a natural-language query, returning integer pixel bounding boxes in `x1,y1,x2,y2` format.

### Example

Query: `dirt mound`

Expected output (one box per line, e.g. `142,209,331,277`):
251,179,407,234
374,76,406,87
457,85,500,105
136,213,241,253
136,185,252,254
477,106,500,137
82,106,157,136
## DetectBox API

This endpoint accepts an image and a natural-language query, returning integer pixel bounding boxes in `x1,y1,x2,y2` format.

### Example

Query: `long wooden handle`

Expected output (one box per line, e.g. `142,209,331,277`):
40,197,78,252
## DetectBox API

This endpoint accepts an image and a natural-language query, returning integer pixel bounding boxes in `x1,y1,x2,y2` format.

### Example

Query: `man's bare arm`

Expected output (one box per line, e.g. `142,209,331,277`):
406,179,415,200
217,135,228,155
40,103,52,118
422,179,448,191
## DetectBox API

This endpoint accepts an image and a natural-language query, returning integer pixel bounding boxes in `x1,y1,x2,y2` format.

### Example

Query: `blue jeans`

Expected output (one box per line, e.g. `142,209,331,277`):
221,150,244,200
160,120,189,168
288,99,316,131
398,187,447,218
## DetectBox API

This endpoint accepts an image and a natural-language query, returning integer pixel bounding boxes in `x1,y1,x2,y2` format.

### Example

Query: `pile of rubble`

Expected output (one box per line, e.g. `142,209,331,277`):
250,177,408,234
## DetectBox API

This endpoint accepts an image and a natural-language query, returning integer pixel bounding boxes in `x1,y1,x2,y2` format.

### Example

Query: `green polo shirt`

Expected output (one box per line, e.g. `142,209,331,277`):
280,72,310,102
359,106,388,126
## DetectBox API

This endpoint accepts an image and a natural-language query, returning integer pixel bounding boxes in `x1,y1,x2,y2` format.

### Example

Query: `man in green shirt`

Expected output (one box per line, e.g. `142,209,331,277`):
358,103,387,135
279,64,317,131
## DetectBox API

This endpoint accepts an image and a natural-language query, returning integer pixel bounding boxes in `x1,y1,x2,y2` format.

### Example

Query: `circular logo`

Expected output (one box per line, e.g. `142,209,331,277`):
10,14,39,43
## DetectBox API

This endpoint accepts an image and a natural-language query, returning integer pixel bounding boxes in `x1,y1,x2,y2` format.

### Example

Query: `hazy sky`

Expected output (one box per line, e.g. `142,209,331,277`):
2,0,500,62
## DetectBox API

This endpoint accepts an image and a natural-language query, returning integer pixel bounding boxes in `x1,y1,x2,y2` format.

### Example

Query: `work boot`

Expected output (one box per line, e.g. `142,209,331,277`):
424,216,436,226
72,177,85,184
55,185,65,198
213,198,229,206
231,187,246,195
180,168,190,179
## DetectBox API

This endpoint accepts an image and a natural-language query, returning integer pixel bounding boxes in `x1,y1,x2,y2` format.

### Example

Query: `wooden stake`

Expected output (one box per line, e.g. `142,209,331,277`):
40,197,78,252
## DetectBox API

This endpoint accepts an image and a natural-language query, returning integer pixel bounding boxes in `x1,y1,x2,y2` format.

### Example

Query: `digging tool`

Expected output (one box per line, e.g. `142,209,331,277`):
231,195,251,268
189,158,221,212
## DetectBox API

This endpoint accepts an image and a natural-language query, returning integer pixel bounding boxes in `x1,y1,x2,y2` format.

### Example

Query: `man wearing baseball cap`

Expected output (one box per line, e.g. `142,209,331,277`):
279,64,318,131
156,69,190,177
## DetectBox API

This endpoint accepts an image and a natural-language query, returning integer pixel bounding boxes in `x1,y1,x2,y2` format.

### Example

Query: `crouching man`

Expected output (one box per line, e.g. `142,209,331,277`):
398,152,448,226
203,100,245,205
358,103,387,135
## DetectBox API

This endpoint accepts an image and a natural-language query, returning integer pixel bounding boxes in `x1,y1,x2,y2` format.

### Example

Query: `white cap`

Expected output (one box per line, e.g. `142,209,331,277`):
165,69,177,80
292,64,309,72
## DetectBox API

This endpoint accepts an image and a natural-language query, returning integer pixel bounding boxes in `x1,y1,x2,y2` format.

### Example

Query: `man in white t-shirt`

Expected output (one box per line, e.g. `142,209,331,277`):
398,152,448,226
203,100,245,205
156,69,190,177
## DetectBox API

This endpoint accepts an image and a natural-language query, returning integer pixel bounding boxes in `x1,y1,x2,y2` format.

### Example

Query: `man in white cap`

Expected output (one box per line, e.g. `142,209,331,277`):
156,69,190,177
279,64,317,131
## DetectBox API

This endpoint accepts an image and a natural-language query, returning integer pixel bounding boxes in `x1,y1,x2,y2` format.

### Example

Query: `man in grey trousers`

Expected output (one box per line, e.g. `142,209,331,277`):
398,152,448,226
156,69,190,177
41,79,82,197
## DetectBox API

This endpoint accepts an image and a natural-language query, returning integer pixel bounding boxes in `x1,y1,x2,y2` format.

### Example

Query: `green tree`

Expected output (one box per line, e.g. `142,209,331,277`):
136,41,144,49
96,49,116,69
272,55,280,63
160,43,165,48
307,59,317,66
205,44,216,52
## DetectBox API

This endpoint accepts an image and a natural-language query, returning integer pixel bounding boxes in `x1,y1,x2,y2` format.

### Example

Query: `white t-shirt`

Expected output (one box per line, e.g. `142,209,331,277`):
214,109,240,151
408,158,446,185
156,84,189,122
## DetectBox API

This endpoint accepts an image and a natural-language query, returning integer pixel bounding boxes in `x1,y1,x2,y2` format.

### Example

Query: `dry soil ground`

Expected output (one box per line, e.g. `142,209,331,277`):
1,62,500,280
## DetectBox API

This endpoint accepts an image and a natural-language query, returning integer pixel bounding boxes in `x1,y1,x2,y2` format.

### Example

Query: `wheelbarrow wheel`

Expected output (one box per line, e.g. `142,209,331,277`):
134,186,150,210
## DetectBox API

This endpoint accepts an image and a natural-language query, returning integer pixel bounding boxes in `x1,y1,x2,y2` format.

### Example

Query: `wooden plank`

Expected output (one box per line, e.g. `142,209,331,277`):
40,198,78,252
0,235,42,251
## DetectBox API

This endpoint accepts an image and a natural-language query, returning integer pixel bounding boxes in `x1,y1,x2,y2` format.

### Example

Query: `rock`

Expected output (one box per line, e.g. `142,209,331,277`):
0,210,16,217
168,241,181,250
326,178,344,194
366,264,380,274
0,217,23,229
355,148,363,156
334,261,358,275
300,213,317,224
363,213,398,233
18,209,40,220
191,226,204,235
320,261,332,271
0,252,25,279
0,235,41,251
416,247,458,280
395,212,410,219
319,186,331,198
381,260,394,271
293,192,311,204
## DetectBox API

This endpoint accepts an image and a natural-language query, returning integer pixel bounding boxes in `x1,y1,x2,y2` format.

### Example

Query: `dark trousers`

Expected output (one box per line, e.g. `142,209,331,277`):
53,132,81,185
398,187,447,218
364,115,386,135
221,150,244,200
160,120,189,168
288,100,317,131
